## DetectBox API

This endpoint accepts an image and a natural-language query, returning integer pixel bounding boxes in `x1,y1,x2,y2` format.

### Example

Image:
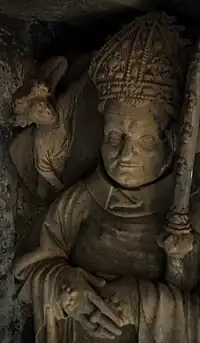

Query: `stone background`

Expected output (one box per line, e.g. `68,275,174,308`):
0,0,199,22
0,1,200,343
0,16,55,343
0,0,199,21
0,0,155,21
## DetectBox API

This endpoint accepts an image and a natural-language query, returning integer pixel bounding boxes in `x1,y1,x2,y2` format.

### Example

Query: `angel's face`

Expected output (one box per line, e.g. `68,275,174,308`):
13,97,57,127
28,98,57,125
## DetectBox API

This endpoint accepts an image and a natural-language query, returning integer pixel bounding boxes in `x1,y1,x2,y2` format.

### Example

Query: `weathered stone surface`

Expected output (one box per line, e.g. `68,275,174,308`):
0,0,148,22
0,0,199,22
0,2,199,343
0,15,54,343
0,12,134,343
0,13,123,343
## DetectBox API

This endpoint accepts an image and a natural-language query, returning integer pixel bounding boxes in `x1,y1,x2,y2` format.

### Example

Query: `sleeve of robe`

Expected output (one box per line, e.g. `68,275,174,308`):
135,279,200,343
13,182,91,343
34,76,86,193
34,127,67,191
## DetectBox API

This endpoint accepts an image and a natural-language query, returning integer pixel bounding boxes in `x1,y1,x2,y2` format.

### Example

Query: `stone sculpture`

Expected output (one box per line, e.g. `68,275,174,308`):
9,54,103,247
12,11,200,343
10,56,102,199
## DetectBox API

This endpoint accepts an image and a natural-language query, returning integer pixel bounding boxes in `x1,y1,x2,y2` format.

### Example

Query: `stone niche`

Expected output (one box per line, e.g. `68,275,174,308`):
0,10,141,343
0,2,199,343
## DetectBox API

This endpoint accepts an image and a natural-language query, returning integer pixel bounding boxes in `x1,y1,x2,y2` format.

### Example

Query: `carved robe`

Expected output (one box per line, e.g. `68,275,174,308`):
13,167,200,343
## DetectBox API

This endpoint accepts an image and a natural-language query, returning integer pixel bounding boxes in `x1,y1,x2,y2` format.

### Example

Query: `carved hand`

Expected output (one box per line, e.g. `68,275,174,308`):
60,267,123,340
99,276,137,327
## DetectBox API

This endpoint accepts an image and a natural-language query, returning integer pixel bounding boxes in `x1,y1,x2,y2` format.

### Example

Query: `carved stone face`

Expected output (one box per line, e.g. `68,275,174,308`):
28,98,57,125
13,82,58,127
14,97,57,127
102,102,167,188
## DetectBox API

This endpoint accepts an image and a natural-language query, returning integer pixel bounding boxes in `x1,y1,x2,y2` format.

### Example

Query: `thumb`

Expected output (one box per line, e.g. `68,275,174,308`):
81,270,106,288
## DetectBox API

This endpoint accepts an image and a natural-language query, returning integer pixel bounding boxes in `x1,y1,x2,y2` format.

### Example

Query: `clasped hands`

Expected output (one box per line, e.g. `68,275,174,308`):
59,267,132,340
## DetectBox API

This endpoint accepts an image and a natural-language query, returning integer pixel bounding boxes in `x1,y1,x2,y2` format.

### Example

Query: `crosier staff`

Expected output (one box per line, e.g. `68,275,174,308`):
157,38,200,287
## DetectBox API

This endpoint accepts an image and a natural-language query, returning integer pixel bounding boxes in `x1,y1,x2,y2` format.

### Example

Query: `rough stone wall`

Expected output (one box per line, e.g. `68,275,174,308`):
0,0,199,21
0,15,54,343
0,0,152,21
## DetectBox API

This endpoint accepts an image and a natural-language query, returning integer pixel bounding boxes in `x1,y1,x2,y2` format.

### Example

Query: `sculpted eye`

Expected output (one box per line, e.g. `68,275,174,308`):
106,131,122,146
139,134,156,148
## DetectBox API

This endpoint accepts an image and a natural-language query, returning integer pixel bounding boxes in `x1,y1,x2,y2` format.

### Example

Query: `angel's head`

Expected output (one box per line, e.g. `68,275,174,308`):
12,82,58,127
12,56,69,127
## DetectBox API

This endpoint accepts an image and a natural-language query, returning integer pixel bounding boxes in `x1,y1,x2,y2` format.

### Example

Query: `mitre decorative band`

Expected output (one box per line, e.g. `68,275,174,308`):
89,12,190,113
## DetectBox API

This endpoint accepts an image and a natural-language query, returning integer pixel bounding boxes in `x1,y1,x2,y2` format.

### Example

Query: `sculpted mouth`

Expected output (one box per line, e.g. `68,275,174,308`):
119,163,141,168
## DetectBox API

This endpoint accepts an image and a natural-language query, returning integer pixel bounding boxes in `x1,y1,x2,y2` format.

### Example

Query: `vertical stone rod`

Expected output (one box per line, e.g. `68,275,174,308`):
156,39,200,289
166,39,200,240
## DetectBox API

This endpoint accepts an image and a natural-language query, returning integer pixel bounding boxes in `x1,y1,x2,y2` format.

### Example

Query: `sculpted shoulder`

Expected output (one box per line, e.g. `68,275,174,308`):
54,180,92,219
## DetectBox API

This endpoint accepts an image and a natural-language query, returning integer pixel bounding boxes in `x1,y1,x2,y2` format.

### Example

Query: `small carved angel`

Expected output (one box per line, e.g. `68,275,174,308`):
10,56,77,199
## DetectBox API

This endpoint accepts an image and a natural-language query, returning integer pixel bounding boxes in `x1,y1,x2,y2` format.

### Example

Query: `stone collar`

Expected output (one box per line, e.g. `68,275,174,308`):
86,167,175,218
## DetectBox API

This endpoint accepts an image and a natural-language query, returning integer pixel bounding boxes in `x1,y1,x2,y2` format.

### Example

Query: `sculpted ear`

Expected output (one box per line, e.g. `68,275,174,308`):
37,56,68,94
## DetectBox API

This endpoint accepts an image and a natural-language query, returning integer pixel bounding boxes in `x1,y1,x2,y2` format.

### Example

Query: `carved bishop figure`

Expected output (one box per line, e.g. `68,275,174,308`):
13,12,200,343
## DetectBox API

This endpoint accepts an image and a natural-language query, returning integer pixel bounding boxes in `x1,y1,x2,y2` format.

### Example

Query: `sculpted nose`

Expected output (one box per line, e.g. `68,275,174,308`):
120,139,133,162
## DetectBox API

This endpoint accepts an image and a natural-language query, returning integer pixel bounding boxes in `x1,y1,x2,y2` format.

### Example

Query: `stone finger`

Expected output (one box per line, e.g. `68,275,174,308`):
95,325,115,340
79,314,98,332
90,310,122,336
88,292,123,327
